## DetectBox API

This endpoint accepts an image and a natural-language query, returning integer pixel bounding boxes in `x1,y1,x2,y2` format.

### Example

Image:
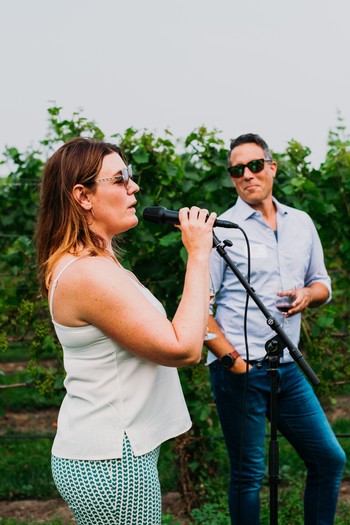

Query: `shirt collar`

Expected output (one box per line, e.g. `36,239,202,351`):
235,196,289,221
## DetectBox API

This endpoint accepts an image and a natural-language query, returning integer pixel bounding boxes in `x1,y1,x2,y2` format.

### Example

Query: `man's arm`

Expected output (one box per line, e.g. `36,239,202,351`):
204,315,251,373
303,282,330,308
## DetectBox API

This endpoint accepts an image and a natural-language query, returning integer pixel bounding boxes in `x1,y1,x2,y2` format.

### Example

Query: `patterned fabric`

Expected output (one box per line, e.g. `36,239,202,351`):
52,434,161,524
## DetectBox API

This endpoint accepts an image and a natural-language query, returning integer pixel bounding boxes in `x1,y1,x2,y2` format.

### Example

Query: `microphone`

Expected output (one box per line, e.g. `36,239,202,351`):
142,206,240,229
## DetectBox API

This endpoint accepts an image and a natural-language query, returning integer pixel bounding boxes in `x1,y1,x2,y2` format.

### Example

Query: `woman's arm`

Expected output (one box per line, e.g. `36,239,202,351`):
51,207,216,367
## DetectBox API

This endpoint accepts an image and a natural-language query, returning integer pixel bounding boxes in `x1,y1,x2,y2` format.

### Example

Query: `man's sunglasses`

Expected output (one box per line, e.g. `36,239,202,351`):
228,158,272,179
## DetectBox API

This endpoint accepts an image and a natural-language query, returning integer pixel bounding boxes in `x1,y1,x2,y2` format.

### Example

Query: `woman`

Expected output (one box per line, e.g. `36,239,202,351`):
35,137,216,525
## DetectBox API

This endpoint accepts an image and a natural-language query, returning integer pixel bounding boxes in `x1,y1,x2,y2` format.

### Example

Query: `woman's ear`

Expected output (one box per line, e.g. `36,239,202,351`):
72,184,93,211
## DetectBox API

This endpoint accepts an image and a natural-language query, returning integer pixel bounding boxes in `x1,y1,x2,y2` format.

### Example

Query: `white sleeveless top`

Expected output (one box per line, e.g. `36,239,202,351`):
50,258,191,460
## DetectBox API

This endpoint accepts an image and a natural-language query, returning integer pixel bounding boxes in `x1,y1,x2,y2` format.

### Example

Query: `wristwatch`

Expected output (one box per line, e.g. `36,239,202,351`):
220,350,240,369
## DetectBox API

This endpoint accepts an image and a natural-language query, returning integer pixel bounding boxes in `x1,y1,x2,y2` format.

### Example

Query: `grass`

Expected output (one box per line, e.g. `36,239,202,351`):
0,438,57,500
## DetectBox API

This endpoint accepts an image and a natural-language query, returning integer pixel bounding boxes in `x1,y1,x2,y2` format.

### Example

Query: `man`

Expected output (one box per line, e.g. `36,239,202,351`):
204,133,346,525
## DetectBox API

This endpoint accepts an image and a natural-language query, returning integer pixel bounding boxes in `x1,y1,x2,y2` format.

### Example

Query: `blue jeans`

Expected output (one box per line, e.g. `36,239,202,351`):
209,360,346,525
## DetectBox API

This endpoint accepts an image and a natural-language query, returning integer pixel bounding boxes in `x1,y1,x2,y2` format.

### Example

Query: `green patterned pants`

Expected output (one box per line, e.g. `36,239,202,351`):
52,434,161,524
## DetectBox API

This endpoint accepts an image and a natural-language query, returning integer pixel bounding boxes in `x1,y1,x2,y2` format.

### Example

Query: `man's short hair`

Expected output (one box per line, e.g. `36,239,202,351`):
229,133,272,162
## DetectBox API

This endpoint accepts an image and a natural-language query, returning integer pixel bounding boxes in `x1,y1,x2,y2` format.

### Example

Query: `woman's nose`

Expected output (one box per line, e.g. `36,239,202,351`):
127,178,140,193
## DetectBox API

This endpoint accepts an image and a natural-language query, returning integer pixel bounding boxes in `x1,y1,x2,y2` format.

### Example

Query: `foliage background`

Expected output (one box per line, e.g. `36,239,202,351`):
0,107,349,513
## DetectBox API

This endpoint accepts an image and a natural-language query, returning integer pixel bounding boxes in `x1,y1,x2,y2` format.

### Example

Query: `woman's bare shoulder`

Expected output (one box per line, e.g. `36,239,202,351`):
49,255,129,300
49,254,132,326
52,254,121,280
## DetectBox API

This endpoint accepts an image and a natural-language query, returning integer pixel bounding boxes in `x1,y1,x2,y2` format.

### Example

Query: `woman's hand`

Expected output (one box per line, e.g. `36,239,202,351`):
176,206,217,259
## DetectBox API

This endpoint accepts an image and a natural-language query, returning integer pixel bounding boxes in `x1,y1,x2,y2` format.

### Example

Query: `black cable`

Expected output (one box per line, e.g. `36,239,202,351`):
235,227,251,523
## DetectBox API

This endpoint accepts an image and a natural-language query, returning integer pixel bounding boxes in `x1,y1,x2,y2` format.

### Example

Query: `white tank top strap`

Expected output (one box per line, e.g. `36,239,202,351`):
49,257,82,319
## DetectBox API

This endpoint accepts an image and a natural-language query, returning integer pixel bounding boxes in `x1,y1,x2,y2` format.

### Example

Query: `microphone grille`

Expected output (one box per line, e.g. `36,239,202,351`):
142,206,165,223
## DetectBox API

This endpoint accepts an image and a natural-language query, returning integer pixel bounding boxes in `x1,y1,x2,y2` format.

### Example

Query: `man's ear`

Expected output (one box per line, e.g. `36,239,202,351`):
72,184,93,211
270,161,278,179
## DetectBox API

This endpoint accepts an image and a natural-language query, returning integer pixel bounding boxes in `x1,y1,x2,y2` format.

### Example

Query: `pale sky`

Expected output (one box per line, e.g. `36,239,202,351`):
1,0,350,167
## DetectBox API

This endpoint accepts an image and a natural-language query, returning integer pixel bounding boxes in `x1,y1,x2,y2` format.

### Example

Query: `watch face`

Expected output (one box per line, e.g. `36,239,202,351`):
221,354,234,369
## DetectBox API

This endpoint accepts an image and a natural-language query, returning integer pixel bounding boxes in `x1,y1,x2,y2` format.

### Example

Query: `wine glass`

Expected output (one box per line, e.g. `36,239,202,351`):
204,279,217,341
275,286,296,315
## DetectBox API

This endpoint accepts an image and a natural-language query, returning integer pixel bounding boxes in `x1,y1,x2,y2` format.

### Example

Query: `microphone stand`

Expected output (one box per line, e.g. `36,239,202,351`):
212,231,320,525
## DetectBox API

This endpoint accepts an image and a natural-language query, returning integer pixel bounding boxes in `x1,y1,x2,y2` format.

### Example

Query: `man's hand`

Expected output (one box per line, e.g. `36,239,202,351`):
281,282,329,318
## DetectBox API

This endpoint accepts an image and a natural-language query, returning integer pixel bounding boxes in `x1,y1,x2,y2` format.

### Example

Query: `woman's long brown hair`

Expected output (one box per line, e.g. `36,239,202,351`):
35,137,127,296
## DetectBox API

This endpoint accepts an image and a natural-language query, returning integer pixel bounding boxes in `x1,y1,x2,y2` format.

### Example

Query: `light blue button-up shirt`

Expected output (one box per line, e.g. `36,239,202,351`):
207,196,331,364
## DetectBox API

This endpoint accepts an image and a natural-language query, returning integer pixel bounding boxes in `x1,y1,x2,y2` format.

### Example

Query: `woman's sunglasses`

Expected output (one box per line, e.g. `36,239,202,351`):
228,158,272,179
94,165,134,187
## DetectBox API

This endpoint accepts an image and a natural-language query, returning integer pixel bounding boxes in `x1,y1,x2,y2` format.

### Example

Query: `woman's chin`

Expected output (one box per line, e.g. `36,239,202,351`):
117,216,139,234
